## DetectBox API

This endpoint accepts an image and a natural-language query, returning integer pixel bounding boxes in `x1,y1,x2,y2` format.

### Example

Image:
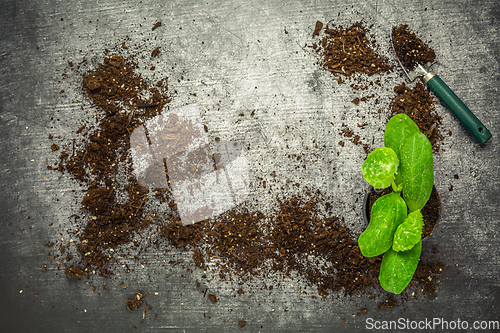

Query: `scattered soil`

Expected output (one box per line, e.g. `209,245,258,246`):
53,51,170,277
392,24,436,70
390,82,443,151
412,252,443,298
377,296,398,309
340,123,372,153
192,250,205,269
356,308,368,316
206,208,269,275
159,194,385,297
315,22,392,77
421,187,441,237
238,320,247,327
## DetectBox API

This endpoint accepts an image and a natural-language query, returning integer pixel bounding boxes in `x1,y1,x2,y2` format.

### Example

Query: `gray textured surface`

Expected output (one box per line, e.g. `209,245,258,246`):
0,0,499,332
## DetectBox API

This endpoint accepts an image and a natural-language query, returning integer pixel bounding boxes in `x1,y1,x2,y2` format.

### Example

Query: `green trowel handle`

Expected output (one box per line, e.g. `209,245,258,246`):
424,72,492,144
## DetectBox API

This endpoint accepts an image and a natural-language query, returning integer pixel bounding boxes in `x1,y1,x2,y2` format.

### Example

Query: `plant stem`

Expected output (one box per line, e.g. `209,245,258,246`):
392,179,403,193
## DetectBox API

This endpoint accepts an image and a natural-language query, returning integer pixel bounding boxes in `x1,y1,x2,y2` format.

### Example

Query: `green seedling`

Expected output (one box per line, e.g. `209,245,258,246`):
359,113,434,294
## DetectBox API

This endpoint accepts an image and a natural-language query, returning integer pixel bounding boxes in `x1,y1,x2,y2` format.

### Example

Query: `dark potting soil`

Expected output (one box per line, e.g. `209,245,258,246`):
53,49,386,300
312,22,443,153
315,22,392,77
340,123,372,153
313,20,323,36
64,265,89,278
391,24,436,70
413,249,443,298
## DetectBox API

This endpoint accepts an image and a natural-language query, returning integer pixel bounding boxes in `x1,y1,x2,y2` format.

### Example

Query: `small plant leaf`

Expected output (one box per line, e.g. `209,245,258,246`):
385,114,420,189
393,210,424,252
362,147,399,189
384,114,420,160
379,240,422,294
400,132,433,212
358,192,407,257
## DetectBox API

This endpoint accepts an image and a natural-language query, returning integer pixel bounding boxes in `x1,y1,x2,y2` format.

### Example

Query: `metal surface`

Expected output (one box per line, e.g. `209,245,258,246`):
1,0,499,332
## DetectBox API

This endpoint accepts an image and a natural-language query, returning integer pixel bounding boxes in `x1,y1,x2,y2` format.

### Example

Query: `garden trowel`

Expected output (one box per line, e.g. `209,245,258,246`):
391,33,492,145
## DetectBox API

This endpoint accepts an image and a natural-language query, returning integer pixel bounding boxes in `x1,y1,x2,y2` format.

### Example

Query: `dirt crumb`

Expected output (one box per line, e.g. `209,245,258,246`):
152,21,161,31
125,291,144,311
313,20,323,36
208,294,217,303
378,296,398,309
151,47,161,58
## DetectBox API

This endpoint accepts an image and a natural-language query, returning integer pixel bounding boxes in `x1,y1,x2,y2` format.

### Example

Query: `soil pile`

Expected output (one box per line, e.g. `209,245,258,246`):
392,24,436,70
315,22,392,77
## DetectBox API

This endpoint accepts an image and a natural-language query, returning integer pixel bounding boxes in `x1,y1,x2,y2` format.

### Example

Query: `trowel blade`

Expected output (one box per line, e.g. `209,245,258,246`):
390,32,434,81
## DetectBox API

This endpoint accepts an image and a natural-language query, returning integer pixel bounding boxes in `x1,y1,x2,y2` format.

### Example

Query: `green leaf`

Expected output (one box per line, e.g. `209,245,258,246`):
362,147,399,189
384,114,420,189
379,240,422,294
358,192,407,257
400,132,434,212
393,210,424,252
384,114,420,160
